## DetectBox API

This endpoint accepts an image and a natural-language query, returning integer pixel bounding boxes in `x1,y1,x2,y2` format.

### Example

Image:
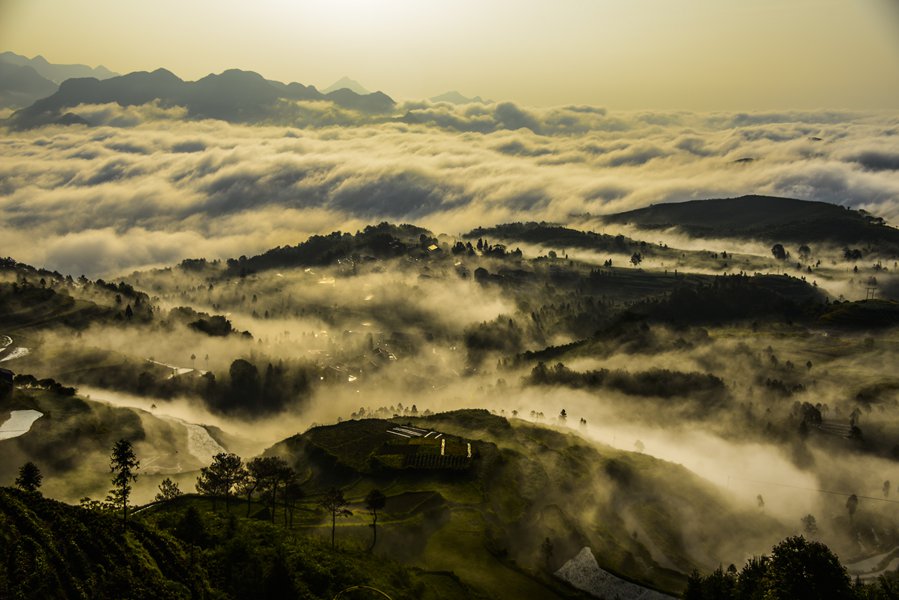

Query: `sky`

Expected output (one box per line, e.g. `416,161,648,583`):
2,0,899,109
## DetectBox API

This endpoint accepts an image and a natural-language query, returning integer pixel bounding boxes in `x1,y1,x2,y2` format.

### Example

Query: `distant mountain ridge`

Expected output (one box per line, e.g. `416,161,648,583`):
8,67,396,129
322,76,369,95
430,90,489,104
0,62,57,108
603,195,899,253
0,51,117,83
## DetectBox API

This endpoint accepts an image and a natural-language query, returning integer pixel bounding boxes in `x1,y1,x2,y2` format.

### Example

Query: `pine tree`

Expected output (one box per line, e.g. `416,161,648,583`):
109,439,139,528
15,462,42,492
155,477,183,502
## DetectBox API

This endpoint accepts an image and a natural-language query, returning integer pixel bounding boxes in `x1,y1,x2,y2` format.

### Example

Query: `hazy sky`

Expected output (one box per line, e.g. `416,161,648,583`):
2,0,899,109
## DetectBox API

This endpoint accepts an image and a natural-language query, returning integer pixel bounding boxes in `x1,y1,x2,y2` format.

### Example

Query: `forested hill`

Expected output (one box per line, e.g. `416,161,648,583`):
223,222,433,274
602,195,899,252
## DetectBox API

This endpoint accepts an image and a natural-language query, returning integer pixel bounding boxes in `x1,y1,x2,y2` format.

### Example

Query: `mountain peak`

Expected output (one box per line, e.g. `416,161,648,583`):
322,76,369,95
430,90,487,105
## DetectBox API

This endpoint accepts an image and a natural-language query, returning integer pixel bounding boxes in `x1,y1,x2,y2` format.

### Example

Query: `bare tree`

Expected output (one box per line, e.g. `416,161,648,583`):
365,489,387,551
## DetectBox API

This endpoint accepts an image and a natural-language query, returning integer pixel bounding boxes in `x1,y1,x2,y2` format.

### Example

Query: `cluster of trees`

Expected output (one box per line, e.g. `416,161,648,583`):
194,452,298,521
464,315,525,365
683,535,894,599
625,274,822,325
203,358,316,415
121,356,317,416
529,361,727,401
190,453,387,551
11,372,76,395
465,222,655,257
226,222,432,275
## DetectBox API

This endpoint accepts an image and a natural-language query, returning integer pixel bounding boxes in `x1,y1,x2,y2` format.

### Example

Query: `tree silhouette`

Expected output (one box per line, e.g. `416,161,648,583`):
801,514,818,536
244,456,293,522
283,480,304,527
155,477,183,502
365,489,387,551
15,461,42,492
175,505,208,547
320,488,352,549
540,537,554,571
109,439,139,528
771,244,787,260
884,480,891,498
765,536,853,600
846,494,858,523
196,452,245,512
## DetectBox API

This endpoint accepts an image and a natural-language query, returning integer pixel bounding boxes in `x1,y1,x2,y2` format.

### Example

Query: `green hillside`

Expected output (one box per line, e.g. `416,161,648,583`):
0,487,458,600
264,410,785,597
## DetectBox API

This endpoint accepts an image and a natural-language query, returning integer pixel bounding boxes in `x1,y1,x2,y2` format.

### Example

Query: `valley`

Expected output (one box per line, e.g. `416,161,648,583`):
2,202,899,597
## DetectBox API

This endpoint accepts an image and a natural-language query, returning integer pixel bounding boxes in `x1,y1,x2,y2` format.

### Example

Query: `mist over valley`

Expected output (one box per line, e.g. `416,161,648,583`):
2,12,899,597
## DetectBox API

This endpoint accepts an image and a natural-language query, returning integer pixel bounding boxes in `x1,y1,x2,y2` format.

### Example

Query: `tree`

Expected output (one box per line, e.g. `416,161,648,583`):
846,494,858,522
282,480,304,527
155,477,183,502
320,488,352,549
801,514,818,536
245,456,294,522
196,452,246,512
241,458,265,516
175,505,208,547
365,489,387,551
736,555,768,599
884,480,891,498
540,537,554,571
764,536,853,599
630,252,642,266
109,439,140,528
771,244,787,260
15,462,42,492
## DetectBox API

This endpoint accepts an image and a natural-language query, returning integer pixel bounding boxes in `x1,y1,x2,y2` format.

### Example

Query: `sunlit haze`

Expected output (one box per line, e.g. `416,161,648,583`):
2,0,899,108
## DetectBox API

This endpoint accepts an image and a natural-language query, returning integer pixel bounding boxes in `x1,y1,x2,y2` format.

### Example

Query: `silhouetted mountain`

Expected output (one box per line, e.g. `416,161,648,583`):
322,76,369,95
0,61,57,108
430,90,488,104
323,87,394,113
0,51,116,84
603,195,899,252
8,68,397,129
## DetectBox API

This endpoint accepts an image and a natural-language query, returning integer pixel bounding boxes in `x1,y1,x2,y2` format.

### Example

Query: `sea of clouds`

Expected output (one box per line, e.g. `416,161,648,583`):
2,99,897,276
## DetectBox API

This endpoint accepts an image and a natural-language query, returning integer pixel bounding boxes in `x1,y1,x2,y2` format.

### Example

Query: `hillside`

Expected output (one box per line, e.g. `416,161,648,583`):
264,410,785,597
0,487,204,599
602,195,899,254
0,487,452,600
